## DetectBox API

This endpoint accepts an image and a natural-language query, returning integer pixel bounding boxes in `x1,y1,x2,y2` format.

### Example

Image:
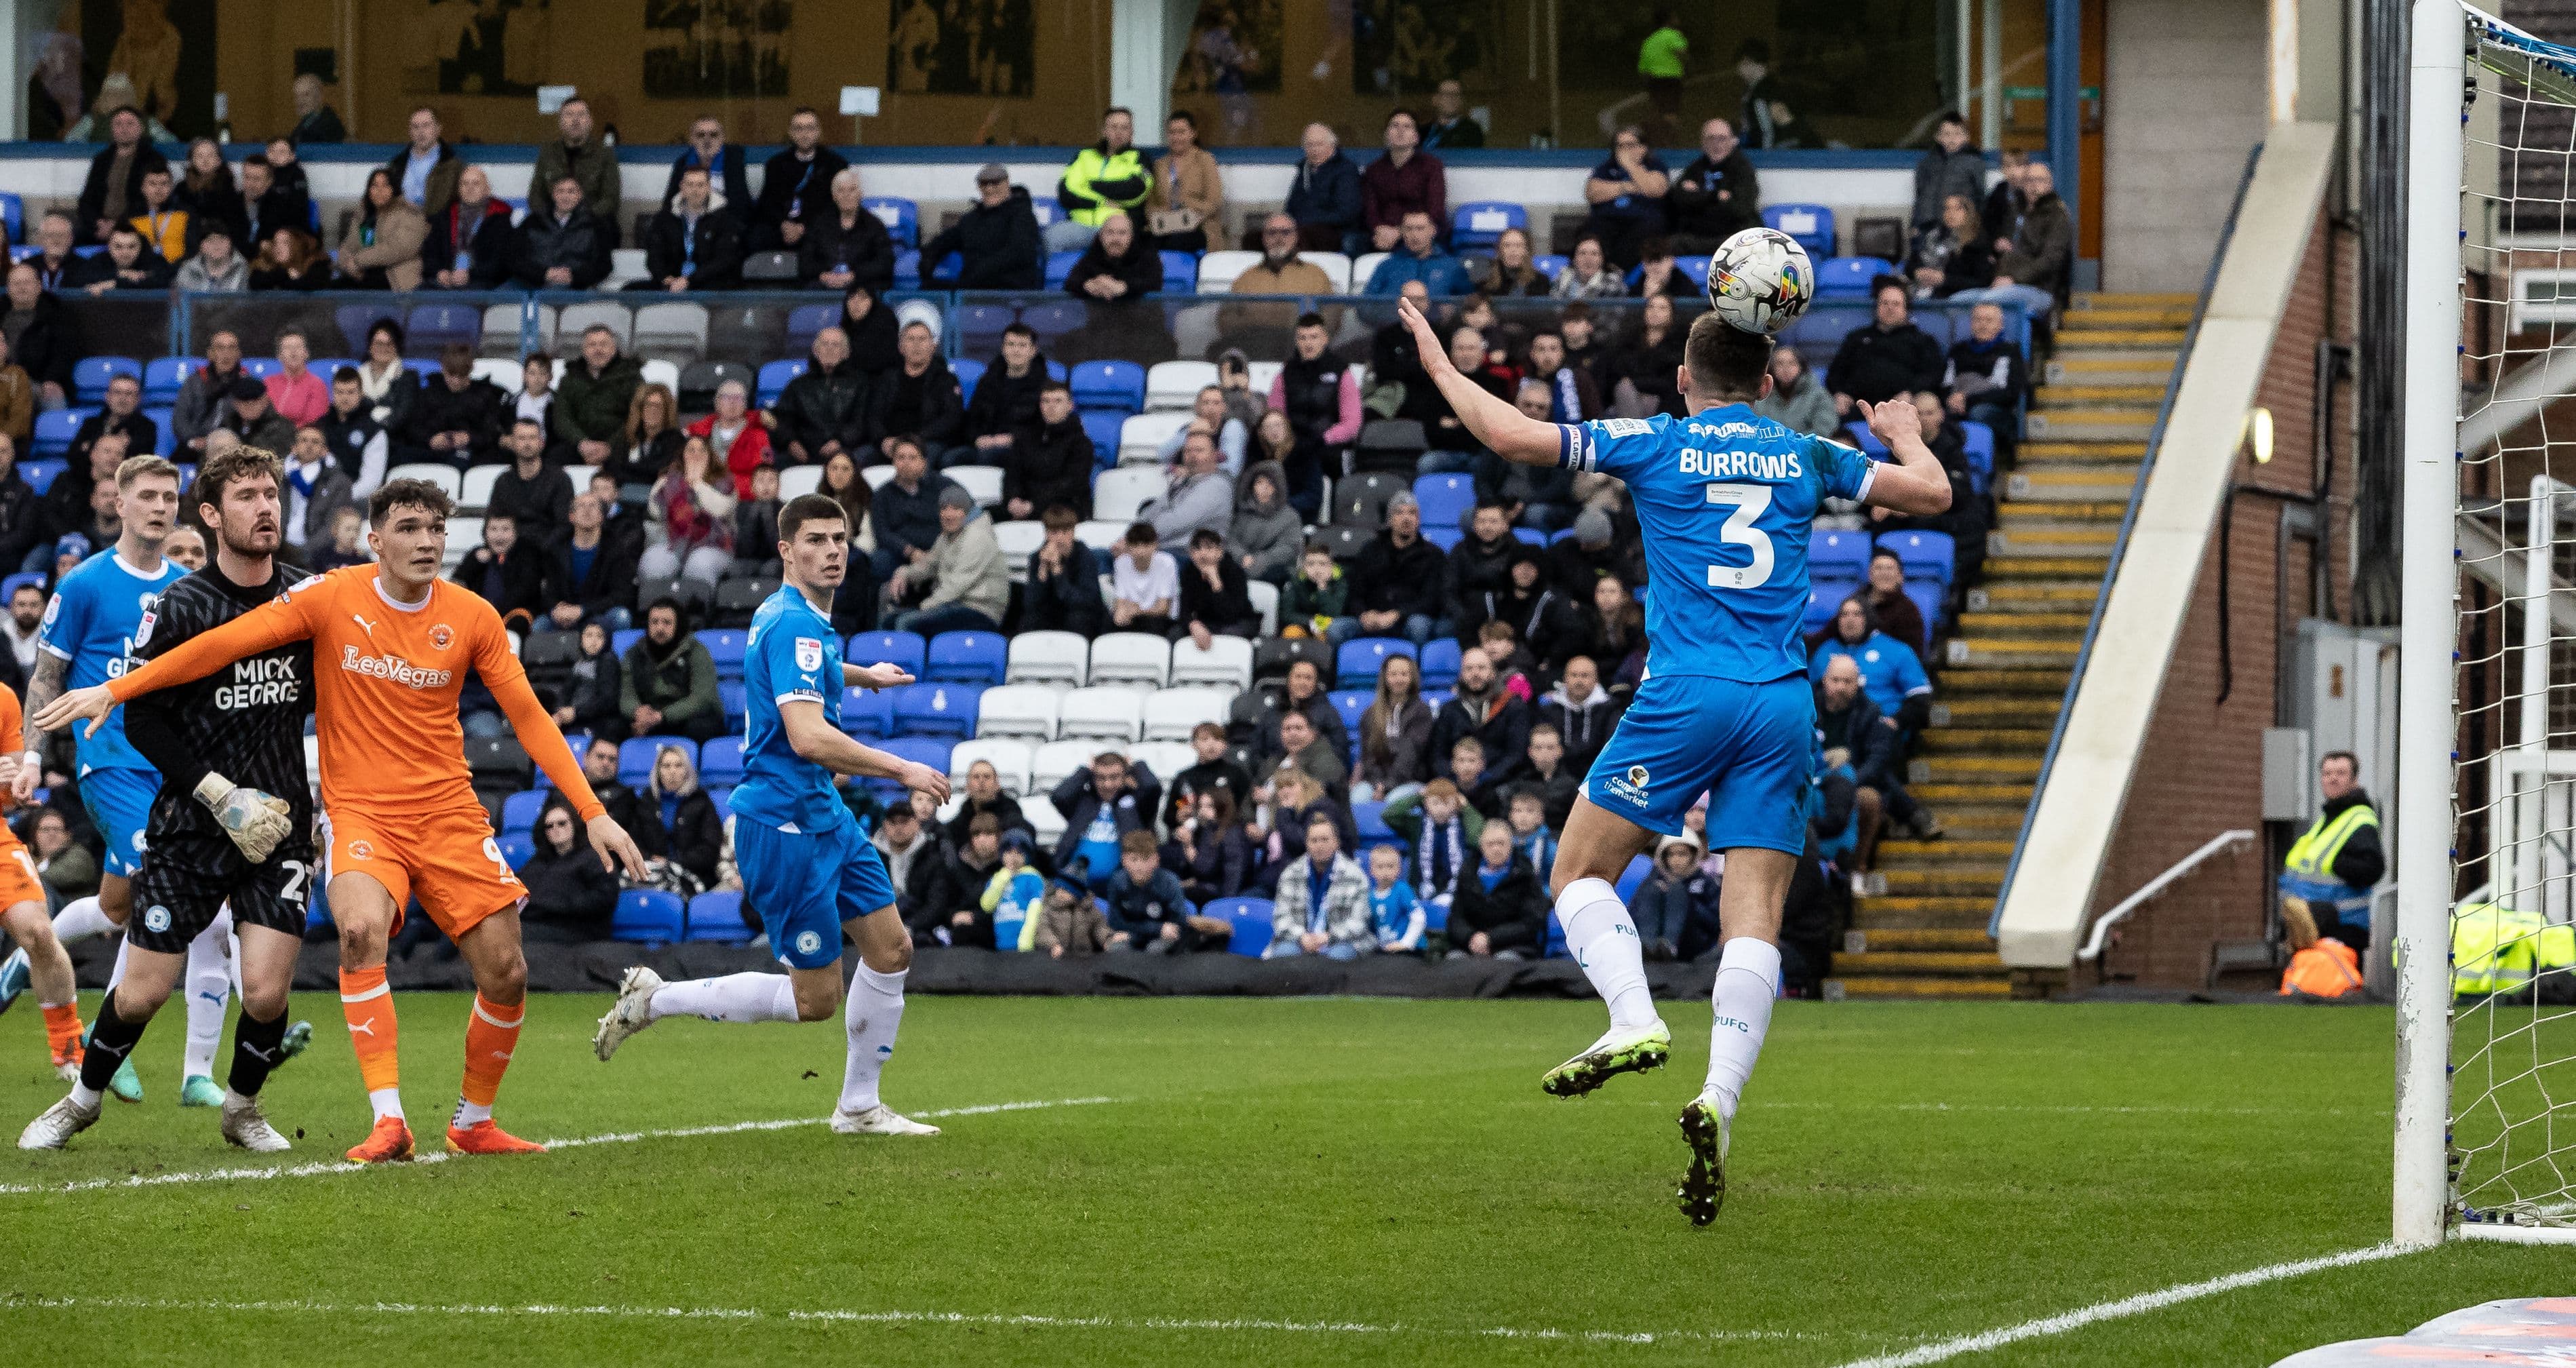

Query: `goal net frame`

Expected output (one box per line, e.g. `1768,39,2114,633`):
2401,0,2576,1247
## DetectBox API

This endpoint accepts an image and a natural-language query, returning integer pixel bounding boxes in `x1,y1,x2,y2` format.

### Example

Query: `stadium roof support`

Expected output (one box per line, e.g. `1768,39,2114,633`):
1108,0,1200,135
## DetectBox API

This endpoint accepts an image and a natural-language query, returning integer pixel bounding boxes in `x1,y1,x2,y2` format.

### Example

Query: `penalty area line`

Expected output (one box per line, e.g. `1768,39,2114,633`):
0,1096,1118,1198
1829,1242,2425,1367
0,1293,1815,1346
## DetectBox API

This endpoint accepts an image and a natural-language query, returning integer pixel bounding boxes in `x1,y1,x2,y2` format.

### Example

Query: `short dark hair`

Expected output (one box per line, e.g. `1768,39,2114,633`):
2321,750,2360,775
1105,105,1134,121
1042,504,1080,531
1039,380,1072,398
1001,321,1037,344
646,596,686,627
1682,313,1775,401
1872,274,1909,302
884,433,925,463
1123,520,1157,546
1937,110,1968,130
1118,829,1157,858
1387,107,1419,128
777,492,848,544
1166,109,1197,131
968,813,1002,838
1189,527,1223,549
1294,312,1327,332
366,477,454,528
195,444,283,510
332,366,361,385
511,416,544,434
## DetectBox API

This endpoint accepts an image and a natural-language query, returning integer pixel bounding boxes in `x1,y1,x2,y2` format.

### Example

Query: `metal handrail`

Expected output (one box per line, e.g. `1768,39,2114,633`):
2075,829,2259,961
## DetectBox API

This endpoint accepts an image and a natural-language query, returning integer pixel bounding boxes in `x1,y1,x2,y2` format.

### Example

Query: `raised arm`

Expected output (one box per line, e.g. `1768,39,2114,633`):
473,617,648,879
1393,296,1562,467
1852,399,1955,517
34,594,313,746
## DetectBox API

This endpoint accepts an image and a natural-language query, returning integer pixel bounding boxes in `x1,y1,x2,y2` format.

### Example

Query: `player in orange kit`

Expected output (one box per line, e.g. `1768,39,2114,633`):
38,477,647,1162
0,684,87,1080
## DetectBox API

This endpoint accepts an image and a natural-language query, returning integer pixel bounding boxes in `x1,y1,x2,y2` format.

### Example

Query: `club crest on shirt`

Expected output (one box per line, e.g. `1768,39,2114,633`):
429,624,455,650
795,637,824,672
131,608,155,649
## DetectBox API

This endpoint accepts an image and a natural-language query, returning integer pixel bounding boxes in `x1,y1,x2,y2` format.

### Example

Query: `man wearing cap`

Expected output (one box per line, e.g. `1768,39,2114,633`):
884,485,1008,636
1347,490,1450,646
918,164,1042,291
1547,507,1642,598
218,376,294,453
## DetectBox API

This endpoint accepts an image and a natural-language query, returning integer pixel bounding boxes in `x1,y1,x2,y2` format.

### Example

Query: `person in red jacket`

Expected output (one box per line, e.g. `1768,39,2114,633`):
685,377,774,495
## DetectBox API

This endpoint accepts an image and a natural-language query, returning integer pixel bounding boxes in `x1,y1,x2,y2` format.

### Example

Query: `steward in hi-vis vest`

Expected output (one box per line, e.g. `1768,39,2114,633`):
2278,751,2384,952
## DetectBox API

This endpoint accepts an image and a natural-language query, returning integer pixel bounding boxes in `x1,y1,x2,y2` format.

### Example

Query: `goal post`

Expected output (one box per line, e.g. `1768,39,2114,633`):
2405,0,2576,1245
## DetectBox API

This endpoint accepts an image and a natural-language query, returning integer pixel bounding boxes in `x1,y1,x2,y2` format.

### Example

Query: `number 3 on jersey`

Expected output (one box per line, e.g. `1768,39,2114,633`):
1705,483,1775,590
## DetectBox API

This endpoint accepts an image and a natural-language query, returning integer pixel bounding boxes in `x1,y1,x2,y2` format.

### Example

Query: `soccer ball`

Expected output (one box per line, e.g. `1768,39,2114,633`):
1705,227,1814,337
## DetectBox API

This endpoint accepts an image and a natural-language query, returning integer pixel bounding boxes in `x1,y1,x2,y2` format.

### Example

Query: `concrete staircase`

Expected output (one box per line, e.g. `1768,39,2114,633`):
1827,292,2190,1001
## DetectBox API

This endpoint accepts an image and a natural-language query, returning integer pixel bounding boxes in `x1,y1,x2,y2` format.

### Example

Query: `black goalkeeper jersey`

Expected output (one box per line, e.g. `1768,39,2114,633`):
123,560,317,843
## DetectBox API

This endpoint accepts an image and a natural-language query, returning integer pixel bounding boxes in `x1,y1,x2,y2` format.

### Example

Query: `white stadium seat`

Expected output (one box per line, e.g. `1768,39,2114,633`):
1169,634,1254,690
639,358,681,395
472,357,525,393
947,738,1033,794
974,684,1061,741
993,518,1046,581
948,465,1005,508
384,464,463,501
1006,631,1089,687
777,465,824,499
1092,467,1168,524
863,465,898,490
1246,361,1282,393
1299,251,1353,292
459,465,504,511
1349,253,1391,290
1073,520,1124,552
1143,687,1234,743
442,517,482,570
1086,633,1169,688
564,464,599,490
557,300,631,349
602,249,649,290
1128,741,1197,784
1117,412,1190,465
1248,581,1280,637
1023,800,1067,846
1031,739,1103,794
633,302,709,359
1194,250,1260,294
1057,686,1145,742
1145,360,1218,410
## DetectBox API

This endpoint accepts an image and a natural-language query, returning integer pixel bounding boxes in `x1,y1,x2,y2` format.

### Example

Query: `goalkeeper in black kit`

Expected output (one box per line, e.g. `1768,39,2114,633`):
21,446,318,1152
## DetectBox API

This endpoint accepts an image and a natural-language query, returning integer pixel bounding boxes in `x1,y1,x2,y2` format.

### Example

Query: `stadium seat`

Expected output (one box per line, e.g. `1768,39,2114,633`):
863,196,919,247
142,356,201,406
1170,634,1254,690
840,684,895,738
497,832,536,870
1254,636,1332,686
691,629,747,680
1421,526,1462,551
237,357,281,380
30,408,80,458
1058,686,1145,742
953,303,1016,361
756,358,808,407
1145,361,1217,411
948,737,1035,792
556,300,631,351
1812,529,1873,581
612,888,686,945
458,465,504,511
926,630,1007,684
384,463,464,503
1071,359,1147,414
1614,854,1654,904
1209,897,1275,956
868,738,953,799
619,737,691,786
1412,473,1476,533
1878,530,1956,588
0,192,19,244
142,407,174,456
632,302,710,364
948,464,1005,508
682,890,755,943
1087,632,1169,688
1092,467,1168,524
698,737,745,787
782,303,839,357
1417,638,1462,690
949,356,986,399
406,301,482,354
1143,687,1233,743
1451,200,1528,248
1906,581,1946,636
848,629,928,677
1327,688,1371,743
1806,582,1857,633
1353,800,1400,851
1195,250,1259,294
1117,411,1190,464
1248,581,1279,636
1351,252,1391,288
500,789,548,834
1156,251,1198,292
1030,739,1097,794
1532,253,1568,281
73,356,140,406
717,680,747,728
974,684,1060,741
1762,203,1836,258
1019,300,1086,347
15,460,60,495
893,681,984,738
1817,256,1896,299
993,519,1047,581
1079,410,1126,456
1960,421,1997,495
1511,527,1546,547
1005,631,1089,687
776,465,824,500
1311,525,1371,564
1335,636,1414,688
1043,250,1084,290
1330,471,1411,529
1073,520,1125,552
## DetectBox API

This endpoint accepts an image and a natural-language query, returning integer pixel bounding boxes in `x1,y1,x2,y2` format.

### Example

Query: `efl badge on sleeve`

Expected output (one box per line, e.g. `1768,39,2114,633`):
795,637,825,673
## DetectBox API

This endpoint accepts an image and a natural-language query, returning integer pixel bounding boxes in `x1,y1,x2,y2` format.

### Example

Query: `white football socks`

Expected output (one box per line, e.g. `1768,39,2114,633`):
838,964,907,1114
1555,878,1659,1032
1705,937,1781,1122
368,1087,404,1122
50,897,114,944
182,910,234,1080
648,972,798,1024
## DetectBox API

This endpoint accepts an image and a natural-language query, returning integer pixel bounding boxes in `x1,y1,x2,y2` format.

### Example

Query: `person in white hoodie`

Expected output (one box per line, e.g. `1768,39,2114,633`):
172,225,247,292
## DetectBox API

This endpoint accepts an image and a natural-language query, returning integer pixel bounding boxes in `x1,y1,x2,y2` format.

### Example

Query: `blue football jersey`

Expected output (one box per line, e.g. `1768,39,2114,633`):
36,549,187,775
730,586,848,833
1562,404,1876,683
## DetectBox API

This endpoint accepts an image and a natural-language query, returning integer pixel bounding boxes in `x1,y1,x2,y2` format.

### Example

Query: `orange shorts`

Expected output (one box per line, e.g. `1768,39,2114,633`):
0,836,45,912
323,804,523,941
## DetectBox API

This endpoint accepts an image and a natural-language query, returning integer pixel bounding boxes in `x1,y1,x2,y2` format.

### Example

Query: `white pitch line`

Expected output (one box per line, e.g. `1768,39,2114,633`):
1829,1243,2425,1367
0,1096,1117,1198
0,1293,1815,1346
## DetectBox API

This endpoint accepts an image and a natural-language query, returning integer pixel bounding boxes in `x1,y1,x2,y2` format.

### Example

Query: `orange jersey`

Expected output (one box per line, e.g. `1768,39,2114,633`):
104,566,606,824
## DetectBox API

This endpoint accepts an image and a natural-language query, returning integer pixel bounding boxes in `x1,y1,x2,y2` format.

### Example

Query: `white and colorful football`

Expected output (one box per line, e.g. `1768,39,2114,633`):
1705,227,1814,337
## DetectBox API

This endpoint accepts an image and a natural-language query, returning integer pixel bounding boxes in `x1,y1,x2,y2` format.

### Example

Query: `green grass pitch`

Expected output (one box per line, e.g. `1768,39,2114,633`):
0,992,2562,1366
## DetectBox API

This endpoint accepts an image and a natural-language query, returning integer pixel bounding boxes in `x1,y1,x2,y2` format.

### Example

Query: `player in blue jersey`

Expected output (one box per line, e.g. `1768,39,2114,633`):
1394,298,1951,1224
7,454,225,1108
592,492,951,1137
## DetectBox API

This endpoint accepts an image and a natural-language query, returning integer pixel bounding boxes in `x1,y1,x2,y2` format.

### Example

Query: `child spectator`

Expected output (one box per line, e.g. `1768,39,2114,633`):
1448,737,1502,818
1385,778,1480,910
1111,521,1178,636
1367,844,1425,954
1278,543,1349,641
1033,879,1110,958
1629,832,1718,962
1165,789,1256,905
1522,725,1581,833
730,463,782,579
1105,829,1202,952
1446,821,1548,960
1507,788,1558,876
308,505,371,574
558,619,627,741
1476,619,1538,701
979,834,1049,951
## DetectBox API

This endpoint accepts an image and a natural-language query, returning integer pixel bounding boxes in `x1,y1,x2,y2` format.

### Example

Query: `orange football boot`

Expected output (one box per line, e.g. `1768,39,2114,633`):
445,1120,545,1156
344,1116,415,1164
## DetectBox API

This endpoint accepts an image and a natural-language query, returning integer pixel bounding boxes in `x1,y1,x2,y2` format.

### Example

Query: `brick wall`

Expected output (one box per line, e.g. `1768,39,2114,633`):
2087,205,2358,988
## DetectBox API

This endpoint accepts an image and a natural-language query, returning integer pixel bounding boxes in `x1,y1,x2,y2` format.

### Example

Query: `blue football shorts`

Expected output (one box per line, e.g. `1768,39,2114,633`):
733,812,898,971
80,765,159,879
1583,673,1813,853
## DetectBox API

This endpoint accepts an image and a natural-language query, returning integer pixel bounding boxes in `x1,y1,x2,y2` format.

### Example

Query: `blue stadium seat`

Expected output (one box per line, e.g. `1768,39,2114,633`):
31,409,81,458
719,680,746,727
706,785,734,819
926,630,1006,684
1613,853,1653,903
72,356,139,406
1412,473,1475,534
238,357,281,380
848,629,928,677
1674,256,1711,291
0,192,20,245
405,301,481,353
868,738,953,800
862,196,919,248
1044,250,1084,290
1208,896,1275,956
949,357,986,400
1029,199,1063,227
1158,251,1197,291
1335,637,1414,688
1071,359,1147,414
892,249,922,288
500,789,547,834
698,737,745,786
612,627,644,659
1079,410,1126,456
1422,526,1462,551
497,831,536,869
892,681,984,738
953,304,1015,361
1511,527,1546,547
142,356,201,406
1451,200,1528,249
1327,688,1371,739
143,408,174,456
620,737,690,786
1353,800,1400,851
840,685,894,739
1817,256,1895,299
334,303,402,356
536,732,588,789
1418,638,1461,690
1018,301,1084,347
926,251,963,285
401,359,443,385
1906,581,1947,636
683,889,755,943
1810,529,1872,581
612,889,686,945
1960,421,1996,495
1878,530,1956,588
0,571,43,603
1762,203,1836,258
696,628,748,679
1806,581,1859,633
757,358,807,408
1533,253,1568,281
785,303,838,356
1844,421,1889,457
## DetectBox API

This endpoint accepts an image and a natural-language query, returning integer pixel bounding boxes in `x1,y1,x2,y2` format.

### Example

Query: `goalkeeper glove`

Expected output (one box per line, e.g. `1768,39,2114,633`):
193,772,294,863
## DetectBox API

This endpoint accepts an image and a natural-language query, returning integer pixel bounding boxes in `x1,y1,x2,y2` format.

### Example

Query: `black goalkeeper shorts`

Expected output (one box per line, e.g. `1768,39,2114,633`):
125,832,320,954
